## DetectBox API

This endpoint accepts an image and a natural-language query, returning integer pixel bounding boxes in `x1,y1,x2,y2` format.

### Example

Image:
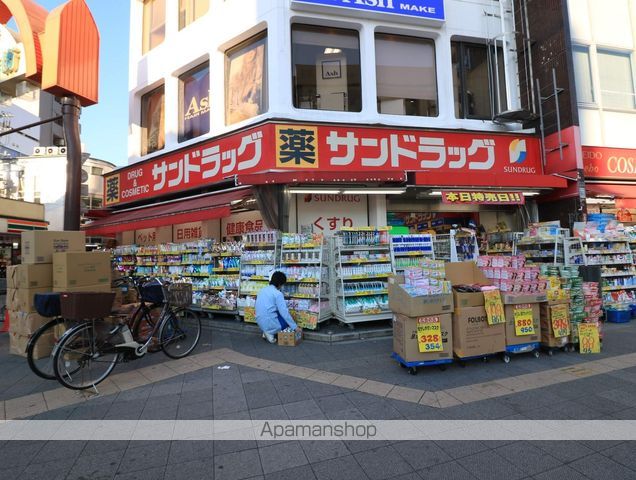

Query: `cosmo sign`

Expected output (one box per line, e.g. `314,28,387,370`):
291,0,445,24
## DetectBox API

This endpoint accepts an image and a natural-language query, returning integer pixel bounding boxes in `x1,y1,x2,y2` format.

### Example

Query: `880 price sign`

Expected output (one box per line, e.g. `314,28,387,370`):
513,305,536,336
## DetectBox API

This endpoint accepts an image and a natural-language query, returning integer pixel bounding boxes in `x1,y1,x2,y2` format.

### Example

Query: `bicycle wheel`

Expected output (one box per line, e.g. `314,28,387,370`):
52,321,120,390
131,304,163,353
160,308,201,359
27,317,69,380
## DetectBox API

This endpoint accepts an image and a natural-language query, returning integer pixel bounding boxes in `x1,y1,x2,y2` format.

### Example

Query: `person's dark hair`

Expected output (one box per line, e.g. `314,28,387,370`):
270,271,287,288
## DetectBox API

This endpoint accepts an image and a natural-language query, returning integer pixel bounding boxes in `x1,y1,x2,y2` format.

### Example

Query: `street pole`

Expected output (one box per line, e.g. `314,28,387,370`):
62,96,82,231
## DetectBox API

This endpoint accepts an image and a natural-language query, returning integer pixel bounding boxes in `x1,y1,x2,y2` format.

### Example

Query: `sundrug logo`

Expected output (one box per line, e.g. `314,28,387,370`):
509,139,527,164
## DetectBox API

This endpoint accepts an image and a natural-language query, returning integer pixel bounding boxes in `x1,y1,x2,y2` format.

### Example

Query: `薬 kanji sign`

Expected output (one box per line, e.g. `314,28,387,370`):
441,191,525,205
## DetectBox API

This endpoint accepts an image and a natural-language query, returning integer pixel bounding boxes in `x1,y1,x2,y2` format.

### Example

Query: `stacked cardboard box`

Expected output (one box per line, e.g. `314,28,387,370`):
540,300,571,348
53,251,112,293
7,231,85,357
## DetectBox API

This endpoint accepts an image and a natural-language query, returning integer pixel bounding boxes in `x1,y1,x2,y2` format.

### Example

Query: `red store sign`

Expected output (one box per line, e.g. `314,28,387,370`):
583,146,636,180
105,122,543,206
441,191,525,205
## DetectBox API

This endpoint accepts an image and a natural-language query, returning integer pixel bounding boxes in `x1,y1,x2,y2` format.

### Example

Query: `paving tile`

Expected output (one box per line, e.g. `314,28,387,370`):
283,399,323,419
264,464,316,480
456,450,526,480
354,445,414,480
244,381,281,410
286,366,318,379
5,392,47,419
315,394,355,414
444,386,489,404
164,458,215,480
331,375,367,390
167,440,214,465
357,400,404,420
0,441,45,468
531,465,589,480
214,448,263,480
599,442,636,471
435,391,462,408
307,370,341,385
419,391,440,408
117,442,170,473
114,466,166,480
67,450,125,479
393,441,453,470
533,441,595,463
387,386,424,404
417,460,478,480
569,452,636,480
311,455,370,480
304,381,345,399
357,380,394,397
299,440,350,463
494,442,562,476
250,404,289,420
259,441,309,474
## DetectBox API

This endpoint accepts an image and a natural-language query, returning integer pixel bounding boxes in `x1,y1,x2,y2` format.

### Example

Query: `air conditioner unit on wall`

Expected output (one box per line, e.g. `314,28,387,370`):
33,146,46,156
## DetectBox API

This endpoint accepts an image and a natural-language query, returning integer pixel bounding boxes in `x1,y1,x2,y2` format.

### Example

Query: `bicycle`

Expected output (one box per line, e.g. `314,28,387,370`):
51,279,201,390
26,276,163,380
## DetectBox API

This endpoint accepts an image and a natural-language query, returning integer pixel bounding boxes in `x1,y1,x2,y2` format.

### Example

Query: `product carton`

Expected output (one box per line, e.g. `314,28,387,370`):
53,252,111,289
53,283,112,293
388,275,453,317
8,310,49,336
278,330,303,347
7,264,53,289
504,303,541,346
445,262,491,308
21,231,85,264
393,313,453,363
540,301,570,348
452,307,506,358
9,331,54,359
6,287,51,313
502,293,548,305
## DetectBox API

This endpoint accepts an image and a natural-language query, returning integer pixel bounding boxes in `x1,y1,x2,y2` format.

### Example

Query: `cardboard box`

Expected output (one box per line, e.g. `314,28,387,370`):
388,275,453,317
8,310,49,336
445,262,491,308
502,293,548,305
53,283,112,293
6,287,51,313
504,303,541,346
540,302,571,348
9,331,54,359
53,251,111,289
7,264,53,289
21,230,85,264
393,313,453,363
278,330,303,346
453,307,506,358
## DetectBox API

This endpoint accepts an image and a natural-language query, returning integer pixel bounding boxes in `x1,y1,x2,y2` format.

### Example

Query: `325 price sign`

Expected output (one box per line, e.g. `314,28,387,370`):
417,316,443,353
513,305,536,336
579,323,600,354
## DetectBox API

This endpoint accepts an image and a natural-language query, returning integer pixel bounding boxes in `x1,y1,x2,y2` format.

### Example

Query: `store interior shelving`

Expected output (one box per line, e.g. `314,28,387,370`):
390,234,435,273
486,231,518,255
514,227,568,265
433,230,479,262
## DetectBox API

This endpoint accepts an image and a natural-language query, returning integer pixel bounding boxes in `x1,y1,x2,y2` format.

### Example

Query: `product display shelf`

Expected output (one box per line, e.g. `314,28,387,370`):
433,230,479,262
390,234,435,273
331,228,393,325
278,233,330,330
514,228,568,265
564,237,585,266
238,231,279,323
486,231,519,255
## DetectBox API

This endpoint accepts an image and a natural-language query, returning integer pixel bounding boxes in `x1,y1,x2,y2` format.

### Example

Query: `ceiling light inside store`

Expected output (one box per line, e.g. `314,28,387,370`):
324,48,342,54
522,192,540,196
586,197,614,205
428,191,442,196
341,189,406,195
288,189,342,194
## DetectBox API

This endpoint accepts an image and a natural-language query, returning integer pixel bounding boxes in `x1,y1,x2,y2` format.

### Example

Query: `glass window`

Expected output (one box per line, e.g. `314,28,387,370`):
452,41,506,119
376,34,437,117
225,32,268,125
597,49,635,109
292,24,361,112
179,62,210,142
92,196,103,208
142,0,165,54
572,45,595,104
179,0,209,30
141,85,165,155
91,166,103,176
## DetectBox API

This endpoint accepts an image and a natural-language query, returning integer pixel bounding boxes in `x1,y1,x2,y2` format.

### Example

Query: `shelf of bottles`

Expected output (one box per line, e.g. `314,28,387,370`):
390,234,435,273
278,233,330,330
514,227,568,265
331,227,393,324
486,231,519,256
433,230,480,262
238,231,279,323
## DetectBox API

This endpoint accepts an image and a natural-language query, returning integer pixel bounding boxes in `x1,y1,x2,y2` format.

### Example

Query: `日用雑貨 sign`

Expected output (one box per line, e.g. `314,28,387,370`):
291,0,445,24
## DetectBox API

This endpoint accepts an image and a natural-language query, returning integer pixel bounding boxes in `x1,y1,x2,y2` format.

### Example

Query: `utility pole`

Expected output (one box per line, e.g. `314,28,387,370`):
62,97,82,231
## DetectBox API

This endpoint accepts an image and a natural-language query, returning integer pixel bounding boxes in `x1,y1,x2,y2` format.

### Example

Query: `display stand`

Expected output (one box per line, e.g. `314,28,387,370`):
486,231,518,255
331,227,393,326
238,231,279,323
278,233,330,330
390,234,435,273
514,227,568,265
433,230,479,262
112,245,138,275
564,237,584,265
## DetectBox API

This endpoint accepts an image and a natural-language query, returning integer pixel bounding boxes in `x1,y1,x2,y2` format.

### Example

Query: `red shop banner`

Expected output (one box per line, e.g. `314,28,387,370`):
105,122,542,206
441,191,525,205
583,145,636,180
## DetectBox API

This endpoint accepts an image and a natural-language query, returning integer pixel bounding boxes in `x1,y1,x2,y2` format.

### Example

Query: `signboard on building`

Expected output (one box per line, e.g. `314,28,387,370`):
173,219,220,243
0,24,26,93
441,191,525,205
296,193,369,232
583,146,636,180
221,210,264,238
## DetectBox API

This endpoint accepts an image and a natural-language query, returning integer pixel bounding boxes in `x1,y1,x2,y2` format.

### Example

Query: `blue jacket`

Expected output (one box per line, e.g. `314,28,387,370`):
255,285,298,335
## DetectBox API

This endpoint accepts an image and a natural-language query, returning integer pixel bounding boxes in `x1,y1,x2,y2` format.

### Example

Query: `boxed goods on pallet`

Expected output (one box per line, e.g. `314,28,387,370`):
6,287,50,312
478,255,547,304
388,261,453,317
504,302,541,346
53,251,111,291
8,311,49,336
444,261,491,307
22,231,85,264
393,313,453,362
6,264,53,289
540,300,570,348
452,306,506,358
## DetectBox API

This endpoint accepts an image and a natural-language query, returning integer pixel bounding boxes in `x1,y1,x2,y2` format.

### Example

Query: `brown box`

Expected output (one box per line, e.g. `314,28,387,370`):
9,331,54,359
540,302,570,348
53,251,111,289
502,293,548,305
21,231,85,264
278,330,303,346
453,307,506,358
53,283,112,293
504,303,541,346
388,275,453,317
393,313,453,363
6,287,51,313
7,264,53,289
445,262,491,308
8,310,49,336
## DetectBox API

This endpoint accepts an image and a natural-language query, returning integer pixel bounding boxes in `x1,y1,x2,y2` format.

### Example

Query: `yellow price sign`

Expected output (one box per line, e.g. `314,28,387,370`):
513,304,536,336
483,289,505,325
551,304,570,338
416,316,443,353
579,323,601,354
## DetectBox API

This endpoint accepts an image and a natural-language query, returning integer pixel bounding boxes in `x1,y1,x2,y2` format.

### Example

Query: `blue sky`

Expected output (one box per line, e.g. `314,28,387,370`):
38,0,130,166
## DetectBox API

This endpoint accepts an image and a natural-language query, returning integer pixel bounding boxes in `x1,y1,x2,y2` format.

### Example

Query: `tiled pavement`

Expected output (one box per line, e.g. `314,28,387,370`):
1,322,636,479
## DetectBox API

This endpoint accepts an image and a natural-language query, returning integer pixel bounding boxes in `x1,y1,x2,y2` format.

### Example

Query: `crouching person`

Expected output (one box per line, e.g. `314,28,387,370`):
255,271,301,344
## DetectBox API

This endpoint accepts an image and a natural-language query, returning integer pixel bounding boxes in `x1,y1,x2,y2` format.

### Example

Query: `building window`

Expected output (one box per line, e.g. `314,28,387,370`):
572,45,595,104
92,196,103,208
597,49,635,110
141,85,165,155
91,166,103,176
142,0,165,54
292,24,361,112
376,33,437,117
179,0,209,30
452,41,506,119
179,62,210,142
225,32,268,125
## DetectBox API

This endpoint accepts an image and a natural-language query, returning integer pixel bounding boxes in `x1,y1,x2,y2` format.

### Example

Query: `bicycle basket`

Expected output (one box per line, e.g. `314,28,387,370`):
140,283,164,304
34,292,62,318
166,283,193,308
60,292,116,320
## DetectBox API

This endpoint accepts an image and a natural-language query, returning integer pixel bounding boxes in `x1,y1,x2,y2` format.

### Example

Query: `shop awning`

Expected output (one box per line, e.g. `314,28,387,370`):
413,172,568,189
83,189,249,236
235,171,407,185
586,183,636,199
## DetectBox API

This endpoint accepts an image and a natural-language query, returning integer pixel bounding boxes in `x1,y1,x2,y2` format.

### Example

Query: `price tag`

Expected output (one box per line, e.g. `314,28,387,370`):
551,304,570,338
579,323,601,354
416,316,443,353
513,304,535,336
483,289,506,325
